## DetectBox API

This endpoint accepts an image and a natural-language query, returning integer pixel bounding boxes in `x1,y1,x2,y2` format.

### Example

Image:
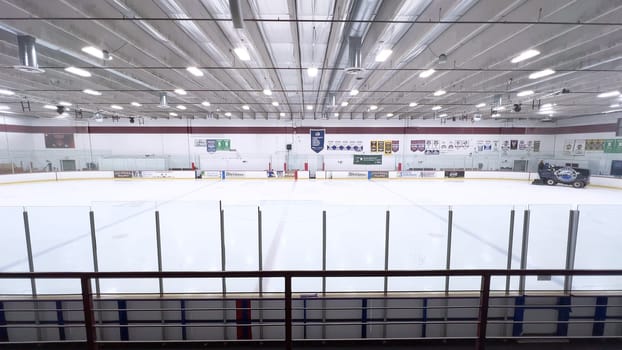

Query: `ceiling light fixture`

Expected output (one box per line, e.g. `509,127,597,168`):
492,113,500,118
529,68,555,79
419,69,435,78
242,105,250,110
517,90,534,97
386,113,394,117
81,46,112,60
263,89,272,96
369,105,378,110
272,101,279,106
65,66,91,77
225,112,232,117
610,103,620,108
234,47,251,61
186,66,204,77
0,89,15,96
44,104,57,110
476,103,486,108
409,102,418,107
494,106,506,111
433,90,446,96
350,89,359,96
375,49,393,62
169,112,178,117
307,67,318,77
131,102,142,107
58,101,72,106
333,112,339,117
511,49,540,63
432,105,442,110
174,89,187,95
279,112,285,117
597,90,620,98
439,113,448,118
306,105,313,110
201,101,211,107
341,101,349,107
0,105,10,110
176,105,186,110
110,104,123,110
83,89,102,96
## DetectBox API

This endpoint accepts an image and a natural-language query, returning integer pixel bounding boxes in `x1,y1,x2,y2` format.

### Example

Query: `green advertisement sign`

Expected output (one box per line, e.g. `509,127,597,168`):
603,139,622,153
353,154,382,165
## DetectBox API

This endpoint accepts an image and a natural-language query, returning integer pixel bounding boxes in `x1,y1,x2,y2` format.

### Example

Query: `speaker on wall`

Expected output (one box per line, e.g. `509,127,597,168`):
286,144,292,150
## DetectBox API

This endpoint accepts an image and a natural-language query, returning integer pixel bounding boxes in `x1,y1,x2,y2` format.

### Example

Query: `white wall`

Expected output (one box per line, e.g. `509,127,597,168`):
1,115,620,174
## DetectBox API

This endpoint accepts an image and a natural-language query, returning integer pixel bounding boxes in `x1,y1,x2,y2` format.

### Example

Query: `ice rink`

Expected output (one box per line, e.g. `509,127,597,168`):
1,178,621,295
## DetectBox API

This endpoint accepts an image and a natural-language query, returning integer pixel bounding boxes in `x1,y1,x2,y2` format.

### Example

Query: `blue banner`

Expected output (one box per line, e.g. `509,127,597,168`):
206,139,217,153
310,129,325,153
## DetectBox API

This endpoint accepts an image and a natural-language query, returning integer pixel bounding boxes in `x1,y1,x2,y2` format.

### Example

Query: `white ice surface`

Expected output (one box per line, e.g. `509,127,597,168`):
0,179,620,294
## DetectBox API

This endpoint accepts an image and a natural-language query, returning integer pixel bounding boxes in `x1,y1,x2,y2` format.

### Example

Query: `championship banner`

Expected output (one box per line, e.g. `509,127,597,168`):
384,141,392,154
371,141,377,152
310,129,325,153
573,140,586,156
411,140,425,152
585,139,604,151
377,141,385,152
207,140,217,153
392,140,400,152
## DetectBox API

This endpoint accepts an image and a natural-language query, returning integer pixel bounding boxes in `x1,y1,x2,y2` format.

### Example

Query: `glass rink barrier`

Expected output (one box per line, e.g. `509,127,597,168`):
0,203,622,349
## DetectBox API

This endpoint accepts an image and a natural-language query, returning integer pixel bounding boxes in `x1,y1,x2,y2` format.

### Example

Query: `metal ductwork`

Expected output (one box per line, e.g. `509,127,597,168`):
345,36,364,74
229,0,244,29
14,35,44,73
158,92,169,108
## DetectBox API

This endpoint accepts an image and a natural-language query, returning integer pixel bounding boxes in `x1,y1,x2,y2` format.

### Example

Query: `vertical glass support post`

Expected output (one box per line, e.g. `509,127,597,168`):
564,210,580,294
22,209,41,341
155,211,163,296
445,208,453,294
219,206,227,340
505,209,515,294
519,209,530,294
89,211,100,296
322,210,326,340
383,210,390,339
257,207,264,339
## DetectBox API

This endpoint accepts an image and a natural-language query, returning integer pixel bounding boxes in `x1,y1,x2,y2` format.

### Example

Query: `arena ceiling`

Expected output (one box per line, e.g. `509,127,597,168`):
0,0,621,122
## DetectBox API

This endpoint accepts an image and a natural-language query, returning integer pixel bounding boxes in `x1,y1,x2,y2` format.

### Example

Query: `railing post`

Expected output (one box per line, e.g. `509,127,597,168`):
476,273,491,350
285,275,292,350
81,276,97,350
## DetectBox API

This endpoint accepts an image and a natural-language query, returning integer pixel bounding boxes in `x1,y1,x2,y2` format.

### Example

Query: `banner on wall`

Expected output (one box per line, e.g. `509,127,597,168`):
326,140,363,151
391,140,399,152
510,140,518,150
371,141,377,152
206,140,217,153
353,154,382,165
586,139,604,151
384,141,392,155
573,140,586,156
44,133,75,148
310,129,325,153
604,139,622,153
533,140,541,152
411,140,425,152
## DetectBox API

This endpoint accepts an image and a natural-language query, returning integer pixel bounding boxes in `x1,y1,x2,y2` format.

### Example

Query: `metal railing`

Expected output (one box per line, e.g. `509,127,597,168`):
1,269,622,350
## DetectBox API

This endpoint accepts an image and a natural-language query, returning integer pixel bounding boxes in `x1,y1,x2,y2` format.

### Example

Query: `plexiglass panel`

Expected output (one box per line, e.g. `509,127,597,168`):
158,200,222,293
387,205,448,292
574,204,622,290
92,201,158,293
27,206,92,294
0,206,31,294
222,204,258,293
261,201,323,292
450,205,513,291
326,205,386,292
524,205,571,291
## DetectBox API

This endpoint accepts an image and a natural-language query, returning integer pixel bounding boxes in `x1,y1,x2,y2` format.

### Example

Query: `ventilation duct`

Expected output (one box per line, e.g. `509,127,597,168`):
14,35,44,73
229,0,244,29
345,36,364,74
158,92,169,108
